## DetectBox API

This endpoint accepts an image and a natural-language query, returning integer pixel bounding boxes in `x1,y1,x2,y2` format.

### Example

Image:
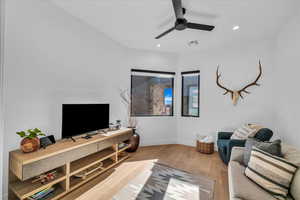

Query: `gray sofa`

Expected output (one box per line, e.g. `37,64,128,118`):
228,144,300,200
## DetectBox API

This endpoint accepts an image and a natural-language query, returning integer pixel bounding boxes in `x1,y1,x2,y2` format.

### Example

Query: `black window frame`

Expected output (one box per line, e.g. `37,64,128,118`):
181,70,200,117
130,69,175,117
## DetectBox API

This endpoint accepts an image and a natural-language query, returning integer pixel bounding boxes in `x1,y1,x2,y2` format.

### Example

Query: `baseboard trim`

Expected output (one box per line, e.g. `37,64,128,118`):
140,139,177,147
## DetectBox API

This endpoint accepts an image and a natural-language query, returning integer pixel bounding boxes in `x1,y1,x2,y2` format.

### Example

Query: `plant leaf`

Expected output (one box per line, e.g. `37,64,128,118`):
33,128,41,133
16,131,26,137
27,135,35,139
18,128,45,139
27,129,35,134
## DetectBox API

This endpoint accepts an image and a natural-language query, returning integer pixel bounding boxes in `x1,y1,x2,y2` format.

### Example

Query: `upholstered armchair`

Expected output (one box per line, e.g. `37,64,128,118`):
217,128,273,164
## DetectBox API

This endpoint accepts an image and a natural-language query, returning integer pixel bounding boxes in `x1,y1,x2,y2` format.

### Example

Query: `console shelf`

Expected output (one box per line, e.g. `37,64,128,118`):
70,147,115,175
10,168,66,200
118,152,130,161
8,128,133,200
70,157,115,191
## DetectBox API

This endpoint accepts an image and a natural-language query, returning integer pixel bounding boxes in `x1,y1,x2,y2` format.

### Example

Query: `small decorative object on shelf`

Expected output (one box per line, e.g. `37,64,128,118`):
109,123,119,131
109,123,114,131
40,135,56,149
196,135,214,154
116,120,121,129
125,128,140,152
16,128,46,153
32,171,57,184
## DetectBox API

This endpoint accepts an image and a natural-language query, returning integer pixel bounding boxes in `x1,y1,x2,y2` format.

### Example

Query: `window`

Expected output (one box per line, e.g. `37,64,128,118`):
131,69,175,116
181,70,200,117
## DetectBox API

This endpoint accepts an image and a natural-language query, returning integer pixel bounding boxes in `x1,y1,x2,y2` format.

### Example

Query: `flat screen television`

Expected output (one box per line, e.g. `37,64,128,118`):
62,104,109,138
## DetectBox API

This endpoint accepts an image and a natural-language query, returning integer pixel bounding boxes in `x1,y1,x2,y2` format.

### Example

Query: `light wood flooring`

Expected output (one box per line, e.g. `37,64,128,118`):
61,144,229,200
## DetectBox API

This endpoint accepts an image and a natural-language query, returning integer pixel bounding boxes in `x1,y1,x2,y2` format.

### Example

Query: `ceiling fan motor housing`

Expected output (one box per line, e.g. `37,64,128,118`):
175,18,187,30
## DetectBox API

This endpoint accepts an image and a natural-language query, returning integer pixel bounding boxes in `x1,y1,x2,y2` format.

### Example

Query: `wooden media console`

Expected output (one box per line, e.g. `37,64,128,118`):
9,128,133,200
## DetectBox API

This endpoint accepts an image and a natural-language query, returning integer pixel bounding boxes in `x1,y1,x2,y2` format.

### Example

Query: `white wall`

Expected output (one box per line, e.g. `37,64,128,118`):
2,0,177,198
176,40,278,146
274,11,300,148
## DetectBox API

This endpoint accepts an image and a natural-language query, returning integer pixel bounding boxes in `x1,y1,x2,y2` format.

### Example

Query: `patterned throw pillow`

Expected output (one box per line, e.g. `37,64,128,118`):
230,124,257,140
245,147,298,200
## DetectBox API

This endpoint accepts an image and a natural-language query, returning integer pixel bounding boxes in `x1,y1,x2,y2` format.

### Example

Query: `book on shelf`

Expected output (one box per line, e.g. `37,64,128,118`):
28,187,55,200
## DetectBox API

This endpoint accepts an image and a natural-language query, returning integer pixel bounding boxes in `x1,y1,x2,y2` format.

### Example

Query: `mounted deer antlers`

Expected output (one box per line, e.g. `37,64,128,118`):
216,61,262,105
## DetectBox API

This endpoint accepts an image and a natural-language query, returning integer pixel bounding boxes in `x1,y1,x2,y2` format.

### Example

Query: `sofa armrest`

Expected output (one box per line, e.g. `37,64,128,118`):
218,132,233,140
230,147,245,163
226,140,246,164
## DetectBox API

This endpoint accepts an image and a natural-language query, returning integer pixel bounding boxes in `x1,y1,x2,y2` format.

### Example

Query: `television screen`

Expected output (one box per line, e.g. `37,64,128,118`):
62,104,109,138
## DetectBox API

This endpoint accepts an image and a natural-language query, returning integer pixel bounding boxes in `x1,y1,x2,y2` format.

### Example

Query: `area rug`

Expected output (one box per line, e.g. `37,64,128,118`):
112,162,215,200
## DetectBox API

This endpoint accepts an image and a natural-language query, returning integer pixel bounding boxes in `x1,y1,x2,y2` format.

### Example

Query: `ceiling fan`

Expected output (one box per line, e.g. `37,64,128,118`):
155,0,215,39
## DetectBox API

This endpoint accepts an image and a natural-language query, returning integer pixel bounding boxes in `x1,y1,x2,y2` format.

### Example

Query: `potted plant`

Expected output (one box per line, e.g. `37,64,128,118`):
16,128,46,153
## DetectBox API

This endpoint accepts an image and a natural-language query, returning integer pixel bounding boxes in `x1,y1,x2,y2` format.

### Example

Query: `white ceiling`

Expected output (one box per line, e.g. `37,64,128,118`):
50,0,299,52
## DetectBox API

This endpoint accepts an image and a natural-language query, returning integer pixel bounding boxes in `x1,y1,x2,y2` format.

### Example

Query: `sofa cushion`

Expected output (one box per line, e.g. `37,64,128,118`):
228,161,277,200
281,144,300,200
244,138,282,166
245,147,298,200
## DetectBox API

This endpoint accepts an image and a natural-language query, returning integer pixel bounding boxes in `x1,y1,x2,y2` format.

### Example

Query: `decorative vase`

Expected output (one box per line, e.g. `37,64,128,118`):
126,128,140,152
20,137,40,153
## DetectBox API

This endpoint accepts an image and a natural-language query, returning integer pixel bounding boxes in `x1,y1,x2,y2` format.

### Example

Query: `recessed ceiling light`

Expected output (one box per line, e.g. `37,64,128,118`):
156,44,161,48
232,25,240,31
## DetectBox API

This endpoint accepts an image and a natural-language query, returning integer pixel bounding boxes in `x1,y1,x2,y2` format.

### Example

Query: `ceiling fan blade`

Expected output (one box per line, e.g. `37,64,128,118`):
155,27,176,39
172,0,184,19
187,22,215,31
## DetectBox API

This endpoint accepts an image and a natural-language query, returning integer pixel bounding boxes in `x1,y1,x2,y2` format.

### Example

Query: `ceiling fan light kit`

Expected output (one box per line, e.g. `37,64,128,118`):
155,0,215,39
